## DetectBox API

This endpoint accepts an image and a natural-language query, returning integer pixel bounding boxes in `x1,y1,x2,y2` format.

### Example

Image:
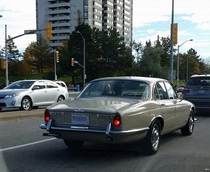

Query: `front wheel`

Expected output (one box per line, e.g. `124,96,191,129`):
181,111,194,136
63,140,84,149
21,96,32,111
141,120,161,155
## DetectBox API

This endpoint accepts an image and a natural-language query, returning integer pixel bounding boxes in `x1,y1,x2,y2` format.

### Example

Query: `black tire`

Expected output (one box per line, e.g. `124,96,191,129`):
21,96,32,111
0,108,2,111
141,120,161,155
63,140,84,149
181,111,194,136
33,106,39,109
57,95,65,102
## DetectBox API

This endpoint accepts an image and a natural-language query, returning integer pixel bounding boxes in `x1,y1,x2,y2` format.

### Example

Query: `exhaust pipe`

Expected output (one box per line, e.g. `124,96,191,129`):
43,133,61,137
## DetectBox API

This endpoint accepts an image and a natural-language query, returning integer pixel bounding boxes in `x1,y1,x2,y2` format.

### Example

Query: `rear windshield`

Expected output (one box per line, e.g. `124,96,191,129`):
79,79,150,100
186,77,210,86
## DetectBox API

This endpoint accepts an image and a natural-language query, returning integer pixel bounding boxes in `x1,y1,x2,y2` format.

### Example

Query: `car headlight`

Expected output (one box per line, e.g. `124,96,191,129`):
5,93,20,98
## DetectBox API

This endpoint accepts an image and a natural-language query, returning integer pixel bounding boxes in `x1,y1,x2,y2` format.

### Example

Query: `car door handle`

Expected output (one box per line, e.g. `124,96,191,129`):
160,103,165,106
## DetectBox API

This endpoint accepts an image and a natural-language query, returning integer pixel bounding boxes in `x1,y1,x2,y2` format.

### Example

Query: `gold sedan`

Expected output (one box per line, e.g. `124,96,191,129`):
40,76,195,155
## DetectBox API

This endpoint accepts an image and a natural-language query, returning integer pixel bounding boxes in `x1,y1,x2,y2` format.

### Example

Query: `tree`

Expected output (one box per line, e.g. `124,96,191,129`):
0,36,23,76
24,34,53,73
22,46,34,75
139,46,166,78
99,28,133,77
57,23,134,84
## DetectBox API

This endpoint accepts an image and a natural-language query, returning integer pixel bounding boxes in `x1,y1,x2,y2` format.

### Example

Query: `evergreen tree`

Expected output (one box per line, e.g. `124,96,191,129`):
0,36,22,76
25,34,53,73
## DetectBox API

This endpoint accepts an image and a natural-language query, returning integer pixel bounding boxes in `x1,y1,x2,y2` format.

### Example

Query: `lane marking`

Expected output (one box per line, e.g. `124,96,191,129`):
0,138,56,152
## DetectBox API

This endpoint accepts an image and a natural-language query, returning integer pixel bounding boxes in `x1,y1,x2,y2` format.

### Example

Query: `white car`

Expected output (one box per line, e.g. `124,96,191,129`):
53,80,68,90
0,79,69,111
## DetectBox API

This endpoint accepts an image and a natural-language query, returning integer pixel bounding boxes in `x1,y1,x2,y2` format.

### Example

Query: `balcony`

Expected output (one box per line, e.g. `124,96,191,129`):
48,16,70,21
48,9,70,15
48,3,70,8
53,22,71,27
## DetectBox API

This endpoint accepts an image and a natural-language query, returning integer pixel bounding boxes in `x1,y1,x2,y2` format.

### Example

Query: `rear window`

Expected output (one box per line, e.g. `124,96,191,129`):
186,77,210,86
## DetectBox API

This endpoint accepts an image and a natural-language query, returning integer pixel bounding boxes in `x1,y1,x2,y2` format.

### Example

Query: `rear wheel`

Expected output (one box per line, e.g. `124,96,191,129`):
57,95,65,102
21,96,32,111
63,140,84,149
141,119,161,155
181,111,194,136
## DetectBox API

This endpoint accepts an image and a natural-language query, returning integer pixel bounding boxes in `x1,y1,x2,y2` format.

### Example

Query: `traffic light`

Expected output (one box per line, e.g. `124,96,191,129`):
71,58,74,66
1,59,6,69
173,23,178,45
56,51,59,63
45,23,52,40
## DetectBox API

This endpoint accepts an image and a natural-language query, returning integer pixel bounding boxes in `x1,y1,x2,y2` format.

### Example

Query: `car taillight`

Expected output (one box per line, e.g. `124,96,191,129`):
182,88,191,94
44,110,51,123
113,114,121,127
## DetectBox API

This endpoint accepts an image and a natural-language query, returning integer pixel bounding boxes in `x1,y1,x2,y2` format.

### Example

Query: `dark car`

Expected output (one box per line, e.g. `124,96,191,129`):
182,74,210,112
0,83,6,89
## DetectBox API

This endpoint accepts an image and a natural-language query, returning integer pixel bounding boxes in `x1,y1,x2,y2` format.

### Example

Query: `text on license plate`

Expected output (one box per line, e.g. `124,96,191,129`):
71,113,89,124
198,90,205,94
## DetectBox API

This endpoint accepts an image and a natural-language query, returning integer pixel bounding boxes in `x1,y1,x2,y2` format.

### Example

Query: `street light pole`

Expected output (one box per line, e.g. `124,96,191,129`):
5,25,9,86
76,31,86,89
177,39,193,86
186,54,189,82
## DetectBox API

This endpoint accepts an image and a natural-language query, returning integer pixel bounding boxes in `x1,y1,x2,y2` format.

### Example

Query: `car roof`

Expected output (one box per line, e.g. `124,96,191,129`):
190,74,210,78
91,76,169,83
13,79,55,84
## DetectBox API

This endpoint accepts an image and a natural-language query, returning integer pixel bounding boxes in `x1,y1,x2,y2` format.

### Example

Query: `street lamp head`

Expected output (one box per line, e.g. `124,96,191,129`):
0,15,3,18
189,39,193,41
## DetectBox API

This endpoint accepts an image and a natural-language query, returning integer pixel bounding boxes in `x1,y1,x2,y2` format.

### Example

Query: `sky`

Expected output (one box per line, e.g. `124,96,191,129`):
0,0,210,61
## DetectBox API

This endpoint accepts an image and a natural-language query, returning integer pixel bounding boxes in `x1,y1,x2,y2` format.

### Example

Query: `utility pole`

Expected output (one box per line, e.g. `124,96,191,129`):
169,0,174,83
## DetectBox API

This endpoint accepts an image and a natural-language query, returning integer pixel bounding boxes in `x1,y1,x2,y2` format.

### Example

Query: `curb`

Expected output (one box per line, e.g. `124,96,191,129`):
0,109,45,121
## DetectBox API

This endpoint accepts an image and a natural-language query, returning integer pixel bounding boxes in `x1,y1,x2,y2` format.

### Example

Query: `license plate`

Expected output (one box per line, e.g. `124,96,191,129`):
198,90,205,94
71,113,89,124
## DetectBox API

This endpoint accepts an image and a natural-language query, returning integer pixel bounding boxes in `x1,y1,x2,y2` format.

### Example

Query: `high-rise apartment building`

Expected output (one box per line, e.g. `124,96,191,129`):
36,0,133,49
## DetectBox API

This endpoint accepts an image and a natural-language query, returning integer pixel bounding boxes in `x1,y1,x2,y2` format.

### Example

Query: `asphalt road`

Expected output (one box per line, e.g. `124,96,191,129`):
0,110,210,172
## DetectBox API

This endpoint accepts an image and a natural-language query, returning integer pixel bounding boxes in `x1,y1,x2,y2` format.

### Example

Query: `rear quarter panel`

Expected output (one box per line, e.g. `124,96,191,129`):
119,101,161,131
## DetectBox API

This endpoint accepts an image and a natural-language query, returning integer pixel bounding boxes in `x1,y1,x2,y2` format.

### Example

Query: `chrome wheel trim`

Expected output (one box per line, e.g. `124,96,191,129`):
22,98,30,110
188,114,194,133
151,124,160,151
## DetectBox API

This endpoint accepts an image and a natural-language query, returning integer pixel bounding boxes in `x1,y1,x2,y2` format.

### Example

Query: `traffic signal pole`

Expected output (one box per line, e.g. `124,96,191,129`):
4,26,43,86
4,23,52,86
169,0,174,83
54,50,57,80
